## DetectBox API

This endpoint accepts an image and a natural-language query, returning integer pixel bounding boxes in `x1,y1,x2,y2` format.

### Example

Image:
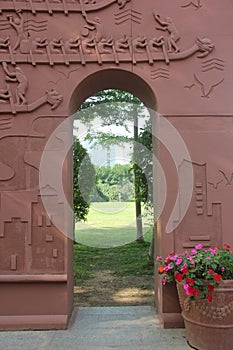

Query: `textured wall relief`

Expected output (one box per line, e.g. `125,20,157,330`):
185,58,225,99
175,161,222,252
0,61,63,114
181,1,203,10
114,8,142,25
208,170,233,190
0,6,214,70
150,67,170,80
0,188,65,273
0,0,132,16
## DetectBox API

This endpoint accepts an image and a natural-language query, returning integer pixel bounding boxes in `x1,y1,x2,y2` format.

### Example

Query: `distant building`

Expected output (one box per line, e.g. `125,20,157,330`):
88,143,132,166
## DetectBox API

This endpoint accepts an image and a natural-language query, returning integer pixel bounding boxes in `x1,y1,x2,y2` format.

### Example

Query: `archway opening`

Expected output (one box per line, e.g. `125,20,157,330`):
69,69,158,307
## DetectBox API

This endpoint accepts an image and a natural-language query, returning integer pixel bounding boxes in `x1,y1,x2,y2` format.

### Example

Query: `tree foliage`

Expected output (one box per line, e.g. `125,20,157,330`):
76,89,152,205
92,164,134,202
131,120,153,205
73,138,95,221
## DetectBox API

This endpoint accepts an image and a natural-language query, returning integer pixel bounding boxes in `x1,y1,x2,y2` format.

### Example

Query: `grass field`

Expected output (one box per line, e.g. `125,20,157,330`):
75,202,153,248
73,240,154,284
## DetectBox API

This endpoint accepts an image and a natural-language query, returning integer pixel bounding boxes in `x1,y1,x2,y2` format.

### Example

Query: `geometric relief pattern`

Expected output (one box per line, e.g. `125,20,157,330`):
0,219,26,272
175,161,222,252
31,197,65,273
0,191,65,274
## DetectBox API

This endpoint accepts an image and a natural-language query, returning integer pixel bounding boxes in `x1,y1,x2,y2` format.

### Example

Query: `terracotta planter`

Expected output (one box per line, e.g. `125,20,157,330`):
177,280,233,350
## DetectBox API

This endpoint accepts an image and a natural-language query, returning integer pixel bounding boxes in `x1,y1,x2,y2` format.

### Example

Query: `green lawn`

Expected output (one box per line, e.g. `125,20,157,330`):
75,202,152,248
73,241,154,284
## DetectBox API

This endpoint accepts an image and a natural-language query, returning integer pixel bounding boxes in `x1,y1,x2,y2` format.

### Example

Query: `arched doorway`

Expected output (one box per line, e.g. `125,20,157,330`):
70,68,158,310
73,86,155,307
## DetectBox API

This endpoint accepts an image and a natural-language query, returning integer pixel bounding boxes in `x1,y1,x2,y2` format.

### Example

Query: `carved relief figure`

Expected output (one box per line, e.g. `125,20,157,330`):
65,36,81,53
193,74,224,98
0,87,10,104
7,9,25,52
154,12,180,53
115,35,130,53
82,12,105,42
0,37,15,64
149,36,169,64
0,37,10,52
0,13,47,56
2,62,28,105
133,35,147,53
31,37,48,54
98,37,113,54
46,89,63,110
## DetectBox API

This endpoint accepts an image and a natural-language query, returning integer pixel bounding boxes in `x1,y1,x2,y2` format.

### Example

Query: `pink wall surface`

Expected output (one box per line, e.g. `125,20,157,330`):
0,0,232,329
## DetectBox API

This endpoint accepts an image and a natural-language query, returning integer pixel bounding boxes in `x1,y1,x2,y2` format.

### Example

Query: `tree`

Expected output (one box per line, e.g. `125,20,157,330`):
135,119,154,260
73,137,95,221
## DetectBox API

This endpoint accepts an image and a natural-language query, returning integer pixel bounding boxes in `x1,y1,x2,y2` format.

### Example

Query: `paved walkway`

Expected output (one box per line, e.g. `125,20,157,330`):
0,307,191,350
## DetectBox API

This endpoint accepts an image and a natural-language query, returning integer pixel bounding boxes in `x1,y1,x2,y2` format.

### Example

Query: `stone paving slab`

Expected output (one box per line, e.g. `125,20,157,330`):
0,307,191,350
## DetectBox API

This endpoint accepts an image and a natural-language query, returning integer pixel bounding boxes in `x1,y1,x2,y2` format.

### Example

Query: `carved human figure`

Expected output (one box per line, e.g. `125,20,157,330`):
154,12,180,53
149,36,165,51
2,62,28,105
0,87,10,103
49,37,64,53
7,9,26,52
46,89,63,110
132,35,147,53
149,36,169,64
65,36,81,53
0,37,10,52
82,12,104,42
32,37,48,54
81,37,94,54
115,35,130,52
97,37,113,54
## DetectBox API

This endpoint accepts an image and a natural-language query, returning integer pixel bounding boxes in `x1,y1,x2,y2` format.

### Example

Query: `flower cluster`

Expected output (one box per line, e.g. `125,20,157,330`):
156,244,233,302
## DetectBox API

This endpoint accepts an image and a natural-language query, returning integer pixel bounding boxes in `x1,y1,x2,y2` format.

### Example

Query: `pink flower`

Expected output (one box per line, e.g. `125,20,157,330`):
221,267,225,272
192,249,197,255
195,244,203,250
187,257,195,265
156,256,162,261
164,263,174,272
182,262,188,269
209,248,217,255
162,277,167,286
206,256,211,260
169,254,178,261
183,283,190,294
176,258,183,265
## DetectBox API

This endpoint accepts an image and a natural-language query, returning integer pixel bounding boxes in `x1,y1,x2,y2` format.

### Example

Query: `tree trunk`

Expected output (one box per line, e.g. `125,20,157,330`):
148,232,154,262
134,108,144,242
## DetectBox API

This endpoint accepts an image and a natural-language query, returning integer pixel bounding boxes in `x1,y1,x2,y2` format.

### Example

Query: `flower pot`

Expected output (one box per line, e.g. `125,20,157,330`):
177,280,233,350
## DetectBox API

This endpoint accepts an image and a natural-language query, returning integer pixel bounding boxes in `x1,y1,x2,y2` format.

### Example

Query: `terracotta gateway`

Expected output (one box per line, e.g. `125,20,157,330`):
0,0,232,330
